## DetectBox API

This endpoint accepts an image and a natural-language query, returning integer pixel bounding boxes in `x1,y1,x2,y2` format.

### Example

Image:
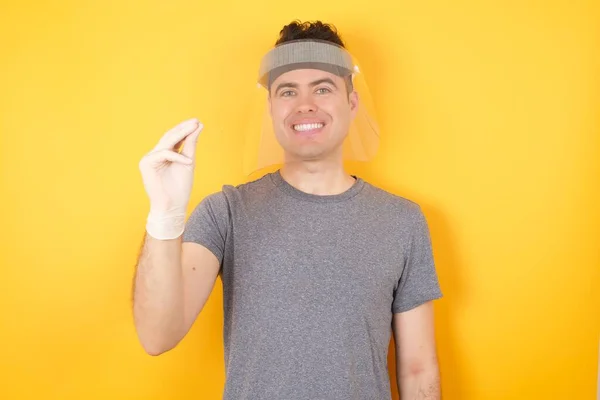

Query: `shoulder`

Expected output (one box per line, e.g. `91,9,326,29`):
220,172,277,205
361,180,425,221
193,172,276,212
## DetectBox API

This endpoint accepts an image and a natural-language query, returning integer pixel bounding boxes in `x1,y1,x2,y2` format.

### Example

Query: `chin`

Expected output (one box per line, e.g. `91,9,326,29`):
288,145,341,162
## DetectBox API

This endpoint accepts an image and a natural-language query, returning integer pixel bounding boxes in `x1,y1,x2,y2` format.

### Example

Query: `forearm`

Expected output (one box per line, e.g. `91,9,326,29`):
132,232,185,355
398,365,441,400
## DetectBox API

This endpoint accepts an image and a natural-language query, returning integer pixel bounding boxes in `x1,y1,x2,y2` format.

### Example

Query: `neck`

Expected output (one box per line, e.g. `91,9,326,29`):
279,161,356,196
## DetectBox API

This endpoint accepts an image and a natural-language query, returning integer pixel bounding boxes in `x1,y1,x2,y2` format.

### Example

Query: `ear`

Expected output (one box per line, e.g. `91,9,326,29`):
349,90,359,117
268,94,272,117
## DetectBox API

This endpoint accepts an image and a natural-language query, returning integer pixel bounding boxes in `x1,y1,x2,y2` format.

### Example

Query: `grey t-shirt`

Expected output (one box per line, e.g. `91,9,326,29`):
182,170,442,400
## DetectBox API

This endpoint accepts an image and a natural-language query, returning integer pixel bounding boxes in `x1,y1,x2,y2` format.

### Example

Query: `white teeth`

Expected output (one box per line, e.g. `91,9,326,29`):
293,123,324,132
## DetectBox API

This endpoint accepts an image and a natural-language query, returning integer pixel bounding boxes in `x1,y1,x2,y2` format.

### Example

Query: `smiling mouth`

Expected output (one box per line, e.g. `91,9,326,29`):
292,123,325,133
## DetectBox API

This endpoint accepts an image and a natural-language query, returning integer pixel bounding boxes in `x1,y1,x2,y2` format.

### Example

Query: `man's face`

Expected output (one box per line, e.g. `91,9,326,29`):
268,69,358,163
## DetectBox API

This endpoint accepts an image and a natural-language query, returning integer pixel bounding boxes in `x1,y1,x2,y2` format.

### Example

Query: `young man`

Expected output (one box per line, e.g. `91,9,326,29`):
134,20,443,400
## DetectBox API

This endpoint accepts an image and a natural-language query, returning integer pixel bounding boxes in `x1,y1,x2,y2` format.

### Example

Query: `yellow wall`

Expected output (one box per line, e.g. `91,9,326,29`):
1,1,598,399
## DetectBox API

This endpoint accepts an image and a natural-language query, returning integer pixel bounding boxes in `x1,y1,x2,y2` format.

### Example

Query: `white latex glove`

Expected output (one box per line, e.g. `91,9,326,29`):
139,118,203,240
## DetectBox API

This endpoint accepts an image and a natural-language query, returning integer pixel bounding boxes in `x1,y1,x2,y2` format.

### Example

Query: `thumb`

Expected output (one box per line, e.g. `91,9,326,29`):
180,122,203,159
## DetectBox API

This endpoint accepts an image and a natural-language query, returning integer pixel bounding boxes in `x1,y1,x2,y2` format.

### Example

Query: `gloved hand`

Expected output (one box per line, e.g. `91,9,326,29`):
138,118,203,240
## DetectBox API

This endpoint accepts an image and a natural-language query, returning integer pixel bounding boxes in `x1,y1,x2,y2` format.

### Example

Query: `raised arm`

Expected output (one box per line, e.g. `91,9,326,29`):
132,119,220,355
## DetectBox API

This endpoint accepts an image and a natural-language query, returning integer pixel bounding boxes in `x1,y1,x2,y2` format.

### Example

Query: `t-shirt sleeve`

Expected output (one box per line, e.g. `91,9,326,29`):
181,191,230,264
392,205,443,313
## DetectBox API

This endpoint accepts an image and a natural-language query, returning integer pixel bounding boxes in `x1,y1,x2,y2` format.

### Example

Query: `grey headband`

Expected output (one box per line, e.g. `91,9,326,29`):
258,39,354,89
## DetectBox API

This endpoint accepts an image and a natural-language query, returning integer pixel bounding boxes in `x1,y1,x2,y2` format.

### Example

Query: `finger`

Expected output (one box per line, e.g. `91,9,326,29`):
145,149,193,166
154,118,199,151
174,121,202,153
180,123,203,158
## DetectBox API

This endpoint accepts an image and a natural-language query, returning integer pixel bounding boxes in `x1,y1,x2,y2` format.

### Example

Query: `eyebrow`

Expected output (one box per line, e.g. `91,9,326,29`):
274,78,338,94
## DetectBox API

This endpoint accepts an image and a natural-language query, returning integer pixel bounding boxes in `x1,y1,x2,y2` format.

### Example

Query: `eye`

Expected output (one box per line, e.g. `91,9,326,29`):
280,90,296,97
316,87,332,94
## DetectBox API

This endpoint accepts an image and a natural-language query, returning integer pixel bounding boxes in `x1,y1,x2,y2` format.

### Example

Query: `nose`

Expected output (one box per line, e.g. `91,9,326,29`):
295,92,318,113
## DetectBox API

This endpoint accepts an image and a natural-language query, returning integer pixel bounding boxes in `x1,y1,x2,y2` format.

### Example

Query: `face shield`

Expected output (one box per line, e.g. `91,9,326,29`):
241,38,380,176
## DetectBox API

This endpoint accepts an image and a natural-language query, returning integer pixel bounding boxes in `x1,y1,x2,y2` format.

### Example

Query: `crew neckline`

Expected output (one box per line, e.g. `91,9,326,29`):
269,169,365,203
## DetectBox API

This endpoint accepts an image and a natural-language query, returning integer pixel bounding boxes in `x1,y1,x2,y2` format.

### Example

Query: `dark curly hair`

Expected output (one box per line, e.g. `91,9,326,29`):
275,20,346,47
274,20,353,95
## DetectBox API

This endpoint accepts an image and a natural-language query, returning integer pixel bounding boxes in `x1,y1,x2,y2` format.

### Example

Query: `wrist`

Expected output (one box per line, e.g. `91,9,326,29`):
145,210,187,240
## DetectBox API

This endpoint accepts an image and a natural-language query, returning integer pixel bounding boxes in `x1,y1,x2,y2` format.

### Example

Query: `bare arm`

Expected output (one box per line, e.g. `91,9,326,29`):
132,233,184,355
393,301,441,399
132,233,220,355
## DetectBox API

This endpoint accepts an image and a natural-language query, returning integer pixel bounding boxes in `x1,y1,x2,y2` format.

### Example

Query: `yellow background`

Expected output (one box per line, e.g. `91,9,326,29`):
1,1,598,399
